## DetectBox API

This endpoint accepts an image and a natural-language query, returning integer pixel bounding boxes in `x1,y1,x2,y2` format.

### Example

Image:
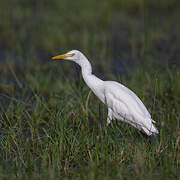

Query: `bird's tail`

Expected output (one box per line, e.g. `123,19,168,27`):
142,119,159,136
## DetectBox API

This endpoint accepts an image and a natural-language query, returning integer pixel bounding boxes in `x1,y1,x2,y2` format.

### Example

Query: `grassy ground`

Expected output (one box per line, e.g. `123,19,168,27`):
0,0,180,179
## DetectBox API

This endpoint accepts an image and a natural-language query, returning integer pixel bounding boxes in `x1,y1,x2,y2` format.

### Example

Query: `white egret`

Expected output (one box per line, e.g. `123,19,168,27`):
52,50,159,136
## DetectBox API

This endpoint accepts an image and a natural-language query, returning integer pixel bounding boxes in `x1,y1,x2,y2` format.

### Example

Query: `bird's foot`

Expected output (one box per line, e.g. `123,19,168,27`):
106,121,111,126
149,134,160,145
106,118,111,126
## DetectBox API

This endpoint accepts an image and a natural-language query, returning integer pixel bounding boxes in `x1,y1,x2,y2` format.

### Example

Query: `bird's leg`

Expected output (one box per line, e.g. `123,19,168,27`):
107,108,113,126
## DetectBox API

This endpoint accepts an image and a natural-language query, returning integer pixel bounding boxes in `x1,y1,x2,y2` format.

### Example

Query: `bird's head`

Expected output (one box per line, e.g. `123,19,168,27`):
52,50,83,63
52,50,92,73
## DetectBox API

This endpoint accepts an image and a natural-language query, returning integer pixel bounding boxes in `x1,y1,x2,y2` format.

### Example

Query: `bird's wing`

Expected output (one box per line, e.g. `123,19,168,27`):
105,91,147,130
105,92,134,120
104,81,151,119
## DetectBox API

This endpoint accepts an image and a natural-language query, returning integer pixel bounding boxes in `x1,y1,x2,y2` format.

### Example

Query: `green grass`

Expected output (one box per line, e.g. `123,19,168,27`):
0,0,180,179
0,58,180,179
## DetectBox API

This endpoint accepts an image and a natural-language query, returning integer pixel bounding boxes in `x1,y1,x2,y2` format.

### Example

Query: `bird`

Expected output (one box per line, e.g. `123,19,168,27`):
52,50,159,136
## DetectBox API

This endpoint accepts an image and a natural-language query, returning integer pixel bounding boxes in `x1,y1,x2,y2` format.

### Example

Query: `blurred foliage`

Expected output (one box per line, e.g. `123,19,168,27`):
0,0,180,59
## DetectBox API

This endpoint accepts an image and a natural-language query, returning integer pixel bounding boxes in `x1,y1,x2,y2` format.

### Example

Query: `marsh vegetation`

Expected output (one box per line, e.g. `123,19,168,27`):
0,0,180,179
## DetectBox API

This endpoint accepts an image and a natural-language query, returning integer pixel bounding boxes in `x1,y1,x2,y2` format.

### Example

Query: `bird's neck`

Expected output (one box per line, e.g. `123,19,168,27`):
80,58,103,85
80,57,92,76
80,58,105,102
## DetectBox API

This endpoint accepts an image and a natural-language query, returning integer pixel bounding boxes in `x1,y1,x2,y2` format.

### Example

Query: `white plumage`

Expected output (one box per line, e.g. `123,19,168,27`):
52,50,159,136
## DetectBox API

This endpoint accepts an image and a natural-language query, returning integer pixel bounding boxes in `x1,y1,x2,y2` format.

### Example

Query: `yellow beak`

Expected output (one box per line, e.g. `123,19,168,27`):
52,53,75,60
